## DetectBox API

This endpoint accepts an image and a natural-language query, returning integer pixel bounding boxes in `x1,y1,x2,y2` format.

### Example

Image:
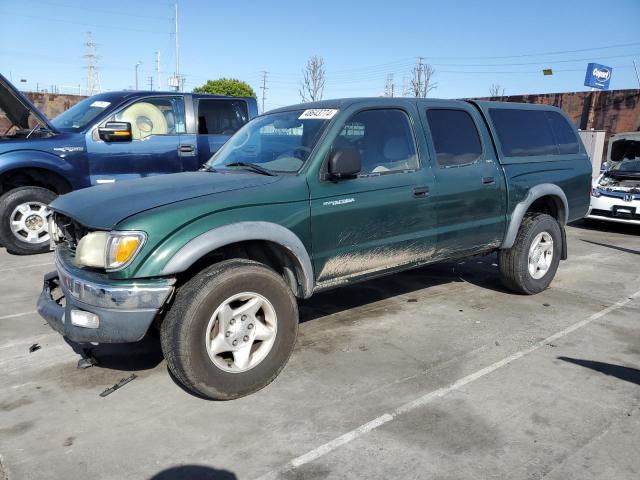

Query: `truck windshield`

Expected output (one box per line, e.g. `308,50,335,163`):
208,109,335,173
50,95,120,132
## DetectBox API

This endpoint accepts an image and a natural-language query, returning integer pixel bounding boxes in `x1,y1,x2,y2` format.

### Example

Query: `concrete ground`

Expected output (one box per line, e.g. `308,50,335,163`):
0,220,639,480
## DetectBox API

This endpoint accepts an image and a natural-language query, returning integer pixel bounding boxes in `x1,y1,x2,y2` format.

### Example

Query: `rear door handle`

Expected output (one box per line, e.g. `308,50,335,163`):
482,176,496,185
178,144,195,153
413,186,430,198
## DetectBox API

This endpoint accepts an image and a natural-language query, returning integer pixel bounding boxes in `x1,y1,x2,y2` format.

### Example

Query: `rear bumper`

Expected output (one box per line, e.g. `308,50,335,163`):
37,253,174,343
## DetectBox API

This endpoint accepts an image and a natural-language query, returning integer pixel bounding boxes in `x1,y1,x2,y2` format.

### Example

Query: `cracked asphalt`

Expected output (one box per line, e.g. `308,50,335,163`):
0,220,639,480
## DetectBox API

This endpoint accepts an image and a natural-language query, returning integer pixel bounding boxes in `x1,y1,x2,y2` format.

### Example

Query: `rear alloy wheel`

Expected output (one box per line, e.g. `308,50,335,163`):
527,232,554,280
0,187,57,255
498,213,562,295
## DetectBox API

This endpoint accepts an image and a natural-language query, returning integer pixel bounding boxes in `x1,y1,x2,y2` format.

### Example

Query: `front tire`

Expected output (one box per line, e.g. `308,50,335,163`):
498,213,562,295
0,187,57,255
161,259,299,400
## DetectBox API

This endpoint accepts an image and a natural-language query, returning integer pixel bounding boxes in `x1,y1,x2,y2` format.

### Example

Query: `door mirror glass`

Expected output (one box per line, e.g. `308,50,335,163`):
328,147,361,179
98,121,132,142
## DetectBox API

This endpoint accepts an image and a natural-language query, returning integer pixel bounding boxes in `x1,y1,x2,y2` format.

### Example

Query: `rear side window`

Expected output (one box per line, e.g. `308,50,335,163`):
489,108,579,157
198,99,249,135
426,109,483,167
545,111,579,154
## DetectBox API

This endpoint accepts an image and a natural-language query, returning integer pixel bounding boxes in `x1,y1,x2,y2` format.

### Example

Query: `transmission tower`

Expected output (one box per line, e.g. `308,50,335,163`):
84,32,100,95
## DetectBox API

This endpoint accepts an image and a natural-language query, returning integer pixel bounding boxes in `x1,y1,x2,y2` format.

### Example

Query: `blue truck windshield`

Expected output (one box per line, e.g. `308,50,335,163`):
50,95,122,132
208,109,335,173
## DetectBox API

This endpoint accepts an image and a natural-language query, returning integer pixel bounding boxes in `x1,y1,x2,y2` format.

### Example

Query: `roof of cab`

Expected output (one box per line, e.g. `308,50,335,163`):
87,90,253,102
266,97,561,115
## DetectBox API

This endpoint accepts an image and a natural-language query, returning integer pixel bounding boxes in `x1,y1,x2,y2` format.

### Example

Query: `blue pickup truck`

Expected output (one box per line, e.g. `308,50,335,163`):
0,73,257,254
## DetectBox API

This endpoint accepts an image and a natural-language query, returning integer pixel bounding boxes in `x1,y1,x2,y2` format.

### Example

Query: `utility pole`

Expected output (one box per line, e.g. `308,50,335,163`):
155,51,161,90
135,61,142,90
84,31,100,95
633,60,640,88
174,2,180,92
384,74,394,97
417,57,424,96
148,76,154,91
260,71,268,113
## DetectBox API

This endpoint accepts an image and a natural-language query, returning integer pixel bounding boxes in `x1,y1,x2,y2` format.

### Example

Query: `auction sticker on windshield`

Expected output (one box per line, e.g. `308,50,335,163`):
90,101,111,108
299,109,338,120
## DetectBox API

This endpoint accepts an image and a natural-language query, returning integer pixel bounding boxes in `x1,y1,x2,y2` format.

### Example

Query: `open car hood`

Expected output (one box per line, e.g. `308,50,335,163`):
0,73,57,131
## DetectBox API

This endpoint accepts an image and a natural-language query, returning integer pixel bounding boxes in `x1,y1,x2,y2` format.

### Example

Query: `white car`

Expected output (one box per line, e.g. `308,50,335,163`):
586,133,640,225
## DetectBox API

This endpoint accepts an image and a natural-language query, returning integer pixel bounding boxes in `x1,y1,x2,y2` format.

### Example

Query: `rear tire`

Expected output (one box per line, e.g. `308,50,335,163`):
498,213,562,295
0,186,57,255
161,259,299,400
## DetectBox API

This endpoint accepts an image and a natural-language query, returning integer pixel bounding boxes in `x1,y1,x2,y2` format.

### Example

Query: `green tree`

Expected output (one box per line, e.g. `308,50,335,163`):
193,78,256,98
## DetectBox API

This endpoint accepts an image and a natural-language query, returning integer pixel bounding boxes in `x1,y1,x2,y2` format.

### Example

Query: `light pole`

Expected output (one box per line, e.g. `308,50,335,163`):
135,61,142,90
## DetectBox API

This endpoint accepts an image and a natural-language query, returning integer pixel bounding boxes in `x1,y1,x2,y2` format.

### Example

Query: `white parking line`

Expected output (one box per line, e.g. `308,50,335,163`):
255,289,640,480
0,310,37,320
0,261,54,273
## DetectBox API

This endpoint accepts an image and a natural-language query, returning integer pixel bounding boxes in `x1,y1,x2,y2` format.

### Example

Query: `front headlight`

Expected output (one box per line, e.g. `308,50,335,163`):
75,231,146,270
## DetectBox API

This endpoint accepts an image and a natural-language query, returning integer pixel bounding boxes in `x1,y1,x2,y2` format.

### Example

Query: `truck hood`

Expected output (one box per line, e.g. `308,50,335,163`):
51,171,282,229
0,73,57,132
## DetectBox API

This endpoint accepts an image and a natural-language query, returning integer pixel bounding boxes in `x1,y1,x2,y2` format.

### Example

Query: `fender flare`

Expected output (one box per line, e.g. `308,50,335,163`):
0,150,79,191
159,221,314,298
501,183,569,250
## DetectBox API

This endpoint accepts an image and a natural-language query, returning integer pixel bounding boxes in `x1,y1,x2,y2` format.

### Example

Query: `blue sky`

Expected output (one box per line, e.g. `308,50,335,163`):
1,0,639,110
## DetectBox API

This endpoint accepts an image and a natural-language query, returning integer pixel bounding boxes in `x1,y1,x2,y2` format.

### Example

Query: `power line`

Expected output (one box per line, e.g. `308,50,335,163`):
422,41,640,60
27,0,170,21
3,12,170,34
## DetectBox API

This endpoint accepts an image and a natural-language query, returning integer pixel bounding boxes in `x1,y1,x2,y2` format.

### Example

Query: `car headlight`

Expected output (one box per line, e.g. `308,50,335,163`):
76,231,146,270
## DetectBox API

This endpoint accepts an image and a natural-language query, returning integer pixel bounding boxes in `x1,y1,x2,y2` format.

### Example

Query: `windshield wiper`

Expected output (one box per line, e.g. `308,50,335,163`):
224,162,276,176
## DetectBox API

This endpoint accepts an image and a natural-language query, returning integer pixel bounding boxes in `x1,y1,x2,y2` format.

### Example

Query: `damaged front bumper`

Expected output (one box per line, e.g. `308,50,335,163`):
37,250,174,343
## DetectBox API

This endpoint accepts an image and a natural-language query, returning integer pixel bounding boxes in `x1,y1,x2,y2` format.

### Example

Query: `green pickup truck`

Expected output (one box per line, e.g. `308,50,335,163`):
38,98,591,399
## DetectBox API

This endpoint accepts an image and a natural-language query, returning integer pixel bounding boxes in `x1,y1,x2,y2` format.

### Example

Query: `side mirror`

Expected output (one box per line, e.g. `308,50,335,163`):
98,121,132,142
327,147,361,179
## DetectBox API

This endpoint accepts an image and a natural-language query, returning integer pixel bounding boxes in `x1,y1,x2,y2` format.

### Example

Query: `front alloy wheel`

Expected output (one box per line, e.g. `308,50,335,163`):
0,186,57,255
10,201,51,245
161,259,299,400
206,292,278,373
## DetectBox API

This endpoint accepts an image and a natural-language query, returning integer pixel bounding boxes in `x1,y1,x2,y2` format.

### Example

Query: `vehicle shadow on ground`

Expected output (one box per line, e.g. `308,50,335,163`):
148,465,237,480
61,255,512,397
558,356,640,386
65,333,164,372
581,239,640,256
299,254,508,323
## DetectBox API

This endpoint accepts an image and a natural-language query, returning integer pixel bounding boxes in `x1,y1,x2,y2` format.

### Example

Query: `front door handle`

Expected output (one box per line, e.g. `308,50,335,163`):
482,176,496,185
178,144,195,153
413,186,430,198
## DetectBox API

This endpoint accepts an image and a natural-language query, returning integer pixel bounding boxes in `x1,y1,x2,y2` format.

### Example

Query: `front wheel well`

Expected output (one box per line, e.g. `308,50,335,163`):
174,240,307,298
0,168,72,196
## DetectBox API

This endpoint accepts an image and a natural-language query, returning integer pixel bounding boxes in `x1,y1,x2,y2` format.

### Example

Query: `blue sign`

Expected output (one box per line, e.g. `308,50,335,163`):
584,63,612,90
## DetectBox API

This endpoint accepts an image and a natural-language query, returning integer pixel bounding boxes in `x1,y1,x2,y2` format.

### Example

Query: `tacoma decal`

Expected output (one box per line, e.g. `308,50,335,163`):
322,198,355,206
